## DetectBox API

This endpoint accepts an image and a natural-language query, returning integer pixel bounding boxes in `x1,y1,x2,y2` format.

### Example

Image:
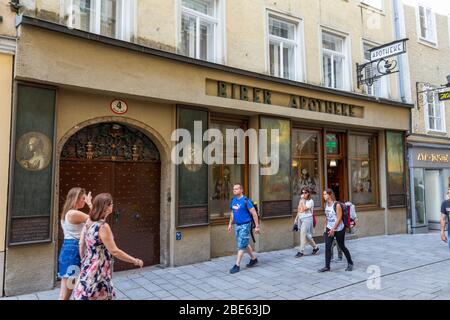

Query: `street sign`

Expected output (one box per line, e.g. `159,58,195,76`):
439,91,450,101
370,39,408,61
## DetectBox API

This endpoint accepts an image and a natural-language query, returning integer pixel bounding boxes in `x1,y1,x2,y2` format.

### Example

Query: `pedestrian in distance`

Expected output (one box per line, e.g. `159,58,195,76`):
318,188,354,273
294,188,319,258
58,187,92,300
440,188,450,249
72,193,143,300
228,183,260,274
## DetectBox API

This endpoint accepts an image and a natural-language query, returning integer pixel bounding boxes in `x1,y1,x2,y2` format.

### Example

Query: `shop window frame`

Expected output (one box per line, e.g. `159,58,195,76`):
291,126,324,214
347,131,380,208
209,114,249,226
385,130,407,208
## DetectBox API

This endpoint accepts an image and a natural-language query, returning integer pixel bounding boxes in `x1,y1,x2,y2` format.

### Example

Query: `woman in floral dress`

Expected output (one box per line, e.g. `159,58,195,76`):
73,193,143,300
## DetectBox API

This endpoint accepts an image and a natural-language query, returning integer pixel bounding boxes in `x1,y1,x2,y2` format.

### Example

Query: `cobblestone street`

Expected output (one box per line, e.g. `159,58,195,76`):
2,232,449,300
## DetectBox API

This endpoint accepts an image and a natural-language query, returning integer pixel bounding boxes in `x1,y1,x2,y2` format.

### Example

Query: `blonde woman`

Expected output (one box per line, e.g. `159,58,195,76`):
58,187,92,300
73,193,143,300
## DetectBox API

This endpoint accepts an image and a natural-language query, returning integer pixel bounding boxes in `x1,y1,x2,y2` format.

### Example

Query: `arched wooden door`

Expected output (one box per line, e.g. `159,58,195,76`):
58,123,161,272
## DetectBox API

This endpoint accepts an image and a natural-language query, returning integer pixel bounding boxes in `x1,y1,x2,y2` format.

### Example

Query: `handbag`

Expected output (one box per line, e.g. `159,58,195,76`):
312,208,317,228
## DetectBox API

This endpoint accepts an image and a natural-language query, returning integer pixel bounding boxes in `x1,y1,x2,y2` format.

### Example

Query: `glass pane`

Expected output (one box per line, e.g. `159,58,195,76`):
425,170,441,223
322,32,343,53
269,42,280,77
210,164,243,218
100,0,116,38
199,20,214,61
283,44,295,80
350,160,375,205
349,135,371,158
292,159,321,210
419,7,427,38
269,16,295,40
323,54,333,87
292,129,319,157
334,55,344,89
363,43,372,61
182,0,215,16
325,134,339,155
260,117,291,201
386,131,405,195
413,169,426,225
181,14,197,58
77,0,92,31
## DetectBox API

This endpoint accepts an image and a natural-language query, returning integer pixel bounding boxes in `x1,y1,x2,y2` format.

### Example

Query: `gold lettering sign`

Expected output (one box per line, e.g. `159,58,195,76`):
417,153,449,163
208,80,364,118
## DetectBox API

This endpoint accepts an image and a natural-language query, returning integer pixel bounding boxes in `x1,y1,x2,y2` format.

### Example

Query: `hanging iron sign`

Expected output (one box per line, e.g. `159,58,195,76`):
439,91,450,101
370,39,407,61
357,38,408,88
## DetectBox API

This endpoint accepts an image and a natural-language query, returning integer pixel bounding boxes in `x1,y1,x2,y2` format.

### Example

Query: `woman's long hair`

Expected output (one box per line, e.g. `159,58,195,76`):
325,188,336,202
61,187,86,221
90,193,113,222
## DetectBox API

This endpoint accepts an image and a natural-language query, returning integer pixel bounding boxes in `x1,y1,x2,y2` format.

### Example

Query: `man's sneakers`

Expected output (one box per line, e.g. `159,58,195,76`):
229,265,240,274
230,258,258,274
295,252,304,258
246,258,258,268
312,247,320,255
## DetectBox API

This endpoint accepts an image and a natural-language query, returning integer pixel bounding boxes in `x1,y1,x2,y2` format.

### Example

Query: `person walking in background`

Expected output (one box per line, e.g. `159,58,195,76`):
318,189,353,273
228,183,260,274
440,188,450,248
58,187,92,300
294,188,319,258
73,193,143,300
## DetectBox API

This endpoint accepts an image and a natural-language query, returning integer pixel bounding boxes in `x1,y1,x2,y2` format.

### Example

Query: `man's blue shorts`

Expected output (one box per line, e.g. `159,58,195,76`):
235,222,252,250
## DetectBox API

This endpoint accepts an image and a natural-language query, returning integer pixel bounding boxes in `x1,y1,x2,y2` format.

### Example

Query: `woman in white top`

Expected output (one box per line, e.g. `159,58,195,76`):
294,188,319,257
58,187,92,300
318,188,353,273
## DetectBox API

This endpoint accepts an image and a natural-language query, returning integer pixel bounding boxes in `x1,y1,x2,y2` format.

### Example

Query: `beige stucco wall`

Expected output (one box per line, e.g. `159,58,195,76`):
18,0,403,100
173,226,211,266
404,4,450,137
0,0,17,37
0,54,12,254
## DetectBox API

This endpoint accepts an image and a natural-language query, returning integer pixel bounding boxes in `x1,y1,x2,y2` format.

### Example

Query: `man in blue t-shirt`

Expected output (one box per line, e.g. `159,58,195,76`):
440,188,450,249
227,183,260,274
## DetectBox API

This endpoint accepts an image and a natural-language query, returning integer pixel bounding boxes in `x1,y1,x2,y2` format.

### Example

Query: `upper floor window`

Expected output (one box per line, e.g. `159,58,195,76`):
361,0,383,11
180,0,223,63
322,31,350,90
417,5,437,45
423,87,446,132
63,0,136,41
363,42,389,98
267,14,302,81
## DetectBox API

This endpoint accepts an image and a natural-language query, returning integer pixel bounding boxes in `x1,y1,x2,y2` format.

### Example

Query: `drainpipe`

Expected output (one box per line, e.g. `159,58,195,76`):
393,0,406,103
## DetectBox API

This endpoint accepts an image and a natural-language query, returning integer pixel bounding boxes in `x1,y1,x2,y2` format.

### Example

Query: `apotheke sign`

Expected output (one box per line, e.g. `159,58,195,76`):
370,39,407,61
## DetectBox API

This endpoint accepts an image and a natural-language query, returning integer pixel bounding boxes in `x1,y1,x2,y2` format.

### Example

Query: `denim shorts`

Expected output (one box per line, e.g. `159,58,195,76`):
58,239,81,278
235,222,252,250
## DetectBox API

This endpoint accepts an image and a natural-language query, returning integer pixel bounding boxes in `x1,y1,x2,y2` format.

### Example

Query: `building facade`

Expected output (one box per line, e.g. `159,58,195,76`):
1,0,414,296
0,0,17,297
399,0,450,233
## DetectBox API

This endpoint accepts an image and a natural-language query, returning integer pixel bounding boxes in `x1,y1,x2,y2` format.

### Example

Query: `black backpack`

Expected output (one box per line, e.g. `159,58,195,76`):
333,201,351,228
243,197,259,242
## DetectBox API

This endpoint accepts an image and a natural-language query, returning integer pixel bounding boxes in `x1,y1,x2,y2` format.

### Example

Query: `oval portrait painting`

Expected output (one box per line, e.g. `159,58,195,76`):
16,132,52,171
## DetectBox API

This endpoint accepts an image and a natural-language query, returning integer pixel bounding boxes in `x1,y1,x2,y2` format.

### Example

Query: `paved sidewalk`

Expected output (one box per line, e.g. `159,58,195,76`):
2,233,449,300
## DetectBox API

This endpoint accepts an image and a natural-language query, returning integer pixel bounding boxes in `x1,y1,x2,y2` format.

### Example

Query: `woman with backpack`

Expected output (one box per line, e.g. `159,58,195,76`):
318,188,353,273
294,188,319,258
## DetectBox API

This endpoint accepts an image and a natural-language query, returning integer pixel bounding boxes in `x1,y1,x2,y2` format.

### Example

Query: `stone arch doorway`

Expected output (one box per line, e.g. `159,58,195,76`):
58,122,161,271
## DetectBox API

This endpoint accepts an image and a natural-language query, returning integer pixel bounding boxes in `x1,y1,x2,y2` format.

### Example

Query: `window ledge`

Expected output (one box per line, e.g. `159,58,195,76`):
359,3,386,16
427,130,447,136
418,38,439,49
